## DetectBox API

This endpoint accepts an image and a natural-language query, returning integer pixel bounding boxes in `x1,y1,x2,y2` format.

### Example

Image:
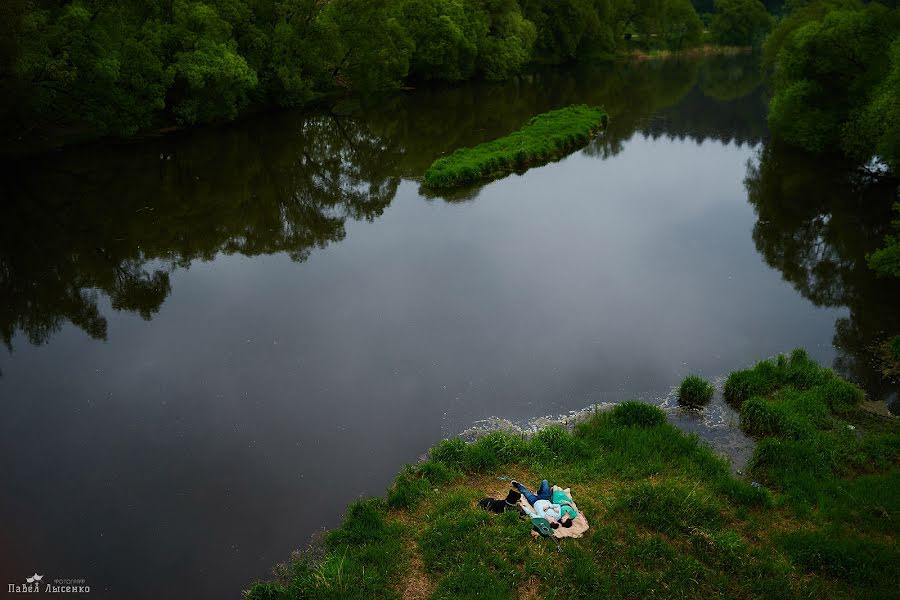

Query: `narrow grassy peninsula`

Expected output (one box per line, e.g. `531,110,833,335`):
248,350,898,599
422,105,608,188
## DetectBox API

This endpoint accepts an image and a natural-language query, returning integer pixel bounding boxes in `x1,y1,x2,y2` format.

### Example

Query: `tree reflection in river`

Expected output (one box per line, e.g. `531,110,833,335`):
745,141,900,408
0,55,768,355
0,114,403,350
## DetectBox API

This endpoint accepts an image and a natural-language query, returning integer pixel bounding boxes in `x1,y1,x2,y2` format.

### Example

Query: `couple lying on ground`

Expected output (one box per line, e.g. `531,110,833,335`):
479,478,588,539
512,479,579,529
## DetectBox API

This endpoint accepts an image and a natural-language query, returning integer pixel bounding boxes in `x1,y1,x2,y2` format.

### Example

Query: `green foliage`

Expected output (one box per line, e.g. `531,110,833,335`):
395,0,483,81
660,0,705,49
846,36,900,172
609,400,668,428
710,0,772,47
423,104,607,187
868,202,900,277
765,1,900,171
521,0,599,63
322,0,413,92
677,374,715,407
2,0,716,142
476,1,538,80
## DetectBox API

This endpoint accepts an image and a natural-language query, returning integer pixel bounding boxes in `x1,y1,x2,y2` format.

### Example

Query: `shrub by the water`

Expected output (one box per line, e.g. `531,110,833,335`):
724,348,837,406
422,105,608,188
609,401,667,428
677,375,714,407
722,368,769,406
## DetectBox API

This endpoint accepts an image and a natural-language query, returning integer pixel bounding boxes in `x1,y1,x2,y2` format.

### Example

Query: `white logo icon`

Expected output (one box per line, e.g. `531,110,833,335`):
25,574,43,584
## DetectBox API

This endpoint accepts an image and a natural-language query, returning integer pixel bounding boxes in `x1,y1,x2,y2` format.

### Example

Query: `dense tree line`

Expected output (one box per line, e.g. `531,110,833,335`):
763,0,900,173
0,0,770,144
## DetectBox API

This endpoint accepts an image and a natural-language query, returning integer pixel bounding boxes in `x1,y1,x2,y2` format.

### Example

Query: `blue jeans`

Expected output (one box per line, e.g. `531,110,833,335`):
514,480,551,506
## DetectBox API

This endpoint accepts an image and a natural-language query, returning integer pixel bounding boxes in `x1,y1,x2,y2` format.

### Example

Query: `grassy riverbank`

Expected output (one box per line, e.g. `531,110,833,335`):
422,105,608,188
247,350,898,599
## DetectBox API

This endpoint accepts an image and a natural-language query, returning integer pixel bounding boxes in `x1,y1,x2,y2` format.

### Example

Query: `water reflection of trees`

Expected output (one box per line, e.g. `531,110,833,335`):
0,114,402,349
360,53,765,181
745,141,900,407
1,54,766,351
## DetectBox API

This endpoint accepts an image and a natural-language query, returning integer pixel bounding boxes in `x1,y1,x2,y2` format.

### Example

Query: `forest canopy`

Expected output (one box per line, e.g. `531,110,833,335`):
764,0,900,173
2,0,728,143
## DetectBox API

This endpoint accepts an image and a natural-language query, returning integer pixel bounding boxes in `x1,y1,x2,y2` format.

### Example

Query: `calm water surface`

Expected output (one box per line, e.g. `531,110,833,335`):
1,55,898,598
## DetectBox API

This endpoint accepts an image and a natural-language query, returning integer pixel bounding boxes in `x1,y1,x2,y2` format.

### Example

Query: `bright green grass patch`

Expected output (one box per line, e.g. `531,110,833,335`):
422,105,608,188
678,375,715,407
723,348,835,406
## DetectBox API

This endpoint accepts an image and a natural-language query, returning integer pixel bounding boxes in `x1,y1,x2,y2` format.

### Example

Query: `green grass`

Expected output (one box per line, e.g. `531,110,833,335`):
678,375,715,407
422,105,608,188
247,349,899,600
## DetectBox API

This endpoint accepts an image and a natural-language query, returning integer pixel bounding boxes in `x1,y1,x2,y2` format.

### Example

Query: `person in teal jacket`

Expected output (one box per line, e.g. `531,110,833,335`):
551,487,578,521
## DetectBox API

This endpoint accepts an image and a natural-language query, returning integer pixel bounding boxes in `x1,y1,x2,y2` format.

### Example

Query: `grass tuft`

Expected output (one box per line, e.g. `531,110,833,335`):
422,105,608,188
608,400,667,428
677,375,715,407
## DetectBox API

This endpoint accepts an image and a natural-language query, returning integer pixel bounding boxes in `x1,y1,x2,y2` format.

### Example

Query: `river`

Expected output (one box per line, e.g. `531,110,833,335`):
1,54,897,599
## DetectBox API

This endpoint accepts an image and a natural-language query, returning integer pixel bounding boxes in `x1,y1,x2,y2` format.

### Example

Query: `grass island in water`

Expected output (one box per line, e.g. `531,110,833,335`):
248,350,898,599
423,105,608,189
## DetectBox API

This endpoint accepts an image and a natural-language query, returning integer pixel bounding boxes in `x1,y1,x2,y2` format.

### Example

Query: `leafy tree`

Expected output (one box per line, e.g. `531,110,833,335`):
868,202,900,277
0,0,747,144
268,0,336,106
766,1,900,168
627,0,702,49
521,0,599,63
710,0,772,46
847,36,900,171
322,0,413,90
166,1,259,124
475,0,537,79
660,0,703,49
583,0,635,56
395,0,484,81
16,2,169,135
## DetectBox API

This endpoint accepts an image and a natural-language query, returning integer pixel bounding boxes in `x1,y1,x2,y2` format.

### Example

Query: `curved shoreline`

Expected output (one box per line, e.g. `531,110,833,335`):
247,350,900,600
